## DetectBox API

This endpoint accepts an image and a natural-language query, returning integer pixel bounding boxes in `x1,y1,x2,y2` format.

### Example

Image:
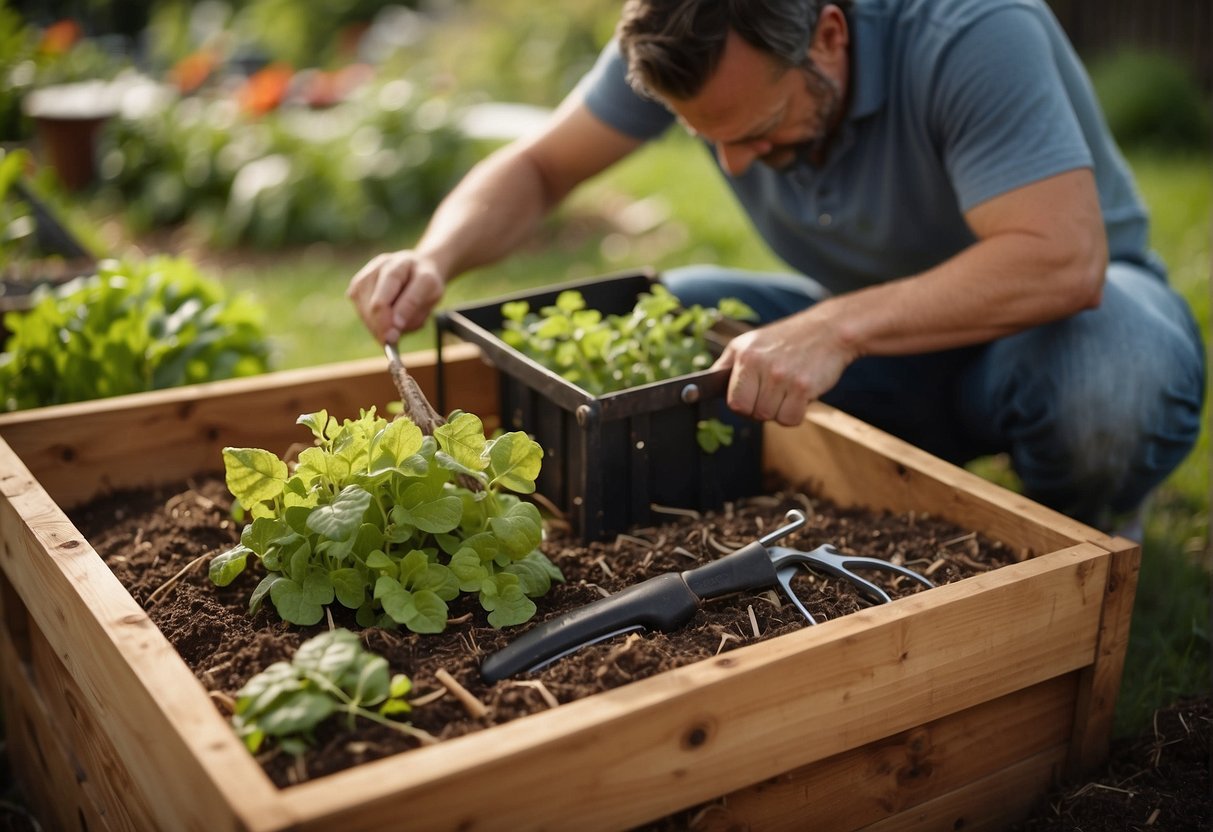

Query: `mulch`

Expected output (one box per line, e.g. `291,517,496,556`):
68,474,1020,787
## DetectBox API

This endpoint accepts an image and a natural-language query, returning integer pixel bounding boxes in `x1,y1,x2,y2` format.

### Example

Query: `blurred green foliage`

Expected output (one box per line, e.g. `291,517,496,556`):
415,0,618,105
0,4,34,138
0,147,35,263
0,254,271,409
145,0,401,73
96,75,475,247
1088,49,1212,152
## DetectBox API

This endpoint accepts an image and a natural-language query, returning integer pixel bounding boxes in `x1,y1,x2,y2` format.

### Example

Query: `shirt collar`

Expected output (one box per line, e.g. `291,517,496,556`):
846,9,888,120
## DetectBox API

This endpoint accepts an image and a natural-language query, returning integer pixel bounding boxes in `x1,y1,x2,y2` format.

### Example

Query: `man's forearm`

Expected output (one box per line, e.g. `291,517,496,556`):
826,230,1105,358
828,169,1107,358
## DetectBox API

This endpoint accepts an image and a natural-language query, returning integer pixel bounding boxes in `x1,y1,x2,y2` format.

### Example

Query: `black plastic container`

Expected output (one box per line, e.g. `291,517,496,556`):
436,269,764,541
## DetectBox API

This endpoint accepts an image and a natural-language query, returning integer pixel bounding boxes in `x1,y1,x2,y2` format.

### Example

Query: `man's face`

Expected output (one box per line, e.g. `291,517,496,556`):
664,31,844,176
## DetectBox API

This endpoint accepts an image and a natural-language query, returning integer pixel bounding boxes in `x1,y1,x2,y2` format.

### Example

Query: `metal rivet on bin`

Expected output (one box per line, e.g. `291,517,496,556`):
680,384,700,404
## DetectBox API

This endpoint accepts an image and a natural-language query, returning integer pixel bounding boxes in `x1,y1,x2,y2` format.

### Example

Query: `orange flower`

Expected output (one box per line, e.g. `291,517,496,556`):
238,63,294,116
40,19,82,55
170,51,219,94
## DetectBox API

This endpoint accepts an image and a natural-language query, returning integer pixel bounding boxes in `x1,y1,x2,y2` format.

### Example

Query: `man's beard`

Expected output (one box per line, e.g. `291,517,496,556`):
763,60,842,170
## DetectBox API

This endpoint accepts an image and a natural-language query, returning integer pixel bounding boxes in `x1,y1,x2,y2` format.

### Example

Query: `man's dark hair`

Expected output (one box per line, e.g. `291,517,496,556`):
618,0,851,100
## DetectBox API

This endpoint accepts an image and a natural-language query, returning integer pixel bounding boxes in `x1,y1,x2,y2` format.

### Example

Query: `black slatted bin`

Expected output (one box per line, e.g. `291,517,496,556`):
436,269,763,541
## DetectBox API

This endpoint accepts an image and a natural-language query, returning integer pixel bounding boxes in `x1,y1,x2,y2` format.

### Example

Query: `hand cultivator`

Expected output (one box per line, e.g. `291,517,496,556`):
481,509,934,682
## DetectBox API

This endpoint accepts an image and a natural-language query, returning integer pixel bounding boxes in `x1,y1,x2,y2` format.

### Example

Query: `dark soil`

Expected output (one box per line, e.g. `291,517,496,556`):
57,475,1211,828
69,474,1023,787
1010,696,1210,832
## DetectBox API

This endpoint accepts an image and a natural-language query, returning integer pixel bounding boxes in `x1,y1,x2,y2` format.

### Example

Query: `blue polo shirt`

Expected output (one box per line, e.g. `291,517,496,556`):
578,0,1159,295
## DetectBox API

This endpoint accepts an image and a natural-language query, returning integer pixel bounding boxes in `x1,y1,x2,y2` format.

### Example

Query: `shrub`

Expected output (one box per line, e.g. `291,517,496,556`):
97,75,474,247
1088,49,1212,152
0,255,271,410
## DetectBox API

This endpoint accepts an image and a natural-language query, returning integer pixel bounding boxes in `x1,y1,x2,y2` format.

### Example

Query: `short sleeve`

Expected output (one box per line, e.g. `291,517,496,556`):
928,6,1093,211
576,39,675,141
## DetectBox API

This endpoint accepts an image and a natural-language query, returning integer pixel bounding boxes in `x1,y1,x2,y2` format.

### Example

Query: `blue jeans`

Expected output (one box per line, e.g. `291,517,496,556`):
663,262,1207,526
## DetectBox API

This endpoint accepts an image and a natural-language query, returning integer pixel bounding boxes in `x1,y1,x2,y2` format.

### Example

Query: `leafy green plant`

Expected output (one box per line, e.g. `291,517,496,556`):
1088,49,1212,152
0,147,35,262
500,284,756,396
0,6,35,141
211,406,562,632
500,284,755,452
0,255,270,411
696,418,735,453
408,0,619,106
231,628,432,755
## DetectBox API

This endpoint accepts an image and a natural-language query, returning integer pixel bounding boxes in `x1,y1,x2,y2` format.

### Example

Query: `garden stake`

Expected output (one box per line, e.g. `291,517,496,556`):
384,341,445,436
384,341,482,492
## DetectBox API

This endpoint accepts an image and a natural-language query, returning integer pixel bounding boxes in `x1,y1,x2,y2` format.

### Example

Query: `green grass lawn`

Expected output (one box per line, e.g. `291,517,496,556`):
178,133,1210,737
1105,149,1210,735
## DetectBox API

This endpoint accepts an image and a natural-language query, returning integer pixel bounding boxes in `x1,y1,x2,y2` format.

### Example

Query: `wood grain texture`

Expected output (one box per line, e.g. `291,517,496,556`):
0,628,100,832
764,403,1111,556
860,747,1067,832
692,673,1077,831
0,442,284,832
1067,535,1142,775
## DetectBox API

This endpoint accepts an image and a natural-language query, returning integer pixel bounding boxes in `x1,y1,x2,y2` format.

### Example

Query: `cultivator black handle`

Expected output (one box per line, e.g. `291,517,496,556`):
481,509,937,681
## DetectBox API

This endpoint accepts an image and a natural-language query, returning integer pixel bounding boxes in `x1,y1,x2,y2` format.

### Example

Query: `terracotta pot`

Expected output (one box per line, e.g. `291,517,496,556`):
24,82,119,191
31,115,107,191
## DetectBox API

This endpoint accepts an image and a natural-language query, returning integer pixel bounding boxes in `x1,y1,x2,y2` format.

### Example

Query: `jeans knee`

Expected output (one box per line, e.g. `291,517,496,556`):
974,304,1205,521
660,265,825,323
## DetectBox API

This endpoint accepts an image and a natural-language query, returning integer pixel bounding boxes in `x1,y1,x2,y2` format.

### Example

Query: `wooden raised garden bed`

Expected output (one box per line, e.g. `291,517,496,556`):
0,343,1139,831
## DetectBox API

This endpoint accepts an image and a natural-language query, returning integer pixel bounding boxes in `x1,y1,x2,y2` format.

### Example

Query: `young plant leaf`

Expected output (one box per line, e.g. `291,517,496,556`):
433,412,488,471
223,447,288,506
408,589,449,633
330,567,366,609
306,484,373,540
210,544,251,586
696,418,735,454
293,628,360,678
230,629,422,756
486,432,543,494
270,578,326,626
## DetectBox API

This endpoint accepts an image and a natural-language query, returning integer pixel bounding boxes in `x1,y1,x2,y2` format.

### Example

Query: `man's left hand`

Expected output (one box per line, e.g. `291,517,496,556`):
711,310,856,426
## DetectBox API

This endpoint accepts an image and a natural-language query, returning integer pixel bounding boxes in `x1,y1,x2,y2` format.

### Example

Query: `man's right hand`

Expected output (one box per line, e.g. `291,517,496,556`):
346,250,446,344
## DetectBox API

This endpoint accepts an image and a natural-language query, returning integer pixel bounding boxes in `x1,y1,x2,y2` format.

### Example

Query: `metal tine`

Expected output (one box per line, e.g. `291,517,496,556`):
804,546,935,605
775,565,819,625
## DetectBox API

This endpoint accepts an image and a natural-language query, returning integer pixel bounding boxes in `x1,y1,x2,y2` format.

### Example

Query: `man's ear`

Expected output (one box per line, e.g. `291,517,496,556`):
808,5,849,70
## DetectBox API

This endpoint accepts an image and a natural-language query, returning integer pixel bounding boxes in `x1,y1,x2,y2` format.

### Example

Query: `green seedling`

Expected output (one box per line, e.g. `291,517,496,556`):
212,407,562,632
0,255,270,411
231,628,434,755
499,285,755,451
